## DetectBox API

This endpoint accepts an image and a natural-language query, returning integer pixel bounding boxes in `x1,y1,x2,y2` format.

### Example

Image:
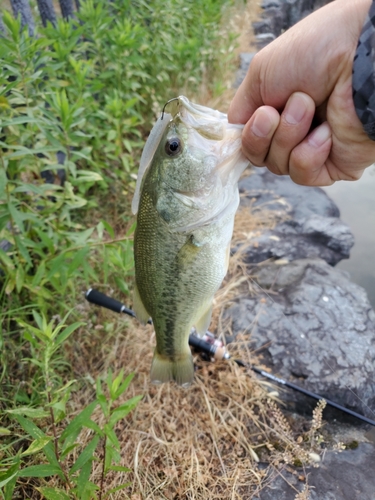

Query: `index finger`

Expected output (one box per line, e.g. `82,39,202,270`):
228,57,264,124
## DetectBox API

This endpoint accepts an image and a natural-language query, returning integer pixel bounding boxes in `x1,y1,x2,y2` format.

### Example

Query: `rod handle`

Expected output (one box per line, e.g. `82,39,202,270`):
85,288,129,315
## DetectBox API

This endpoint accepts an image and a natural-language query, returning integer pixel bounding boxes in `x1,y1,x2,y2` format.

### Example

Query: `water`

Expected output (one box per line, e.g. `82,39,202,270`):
323,165,375,309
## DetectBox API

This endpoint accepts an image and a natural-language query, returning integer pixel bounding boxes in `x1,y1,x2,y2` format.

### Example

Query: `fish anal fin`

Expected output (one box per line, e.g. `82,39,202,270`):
133,283,150,325
150,351,194,387
194,302,213,336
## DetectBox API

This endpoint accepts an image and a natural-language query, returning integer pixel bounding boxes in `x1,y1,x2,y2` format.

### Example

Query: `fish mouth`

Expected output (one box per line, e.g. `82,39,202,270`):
161,96,223,120
178,96,244,141
177,95,226,121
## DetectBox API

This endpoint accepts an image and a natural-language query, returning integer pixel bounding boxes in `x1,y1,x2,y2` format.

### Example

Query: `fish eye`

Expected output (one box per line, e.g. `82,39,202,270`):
165,137,182,157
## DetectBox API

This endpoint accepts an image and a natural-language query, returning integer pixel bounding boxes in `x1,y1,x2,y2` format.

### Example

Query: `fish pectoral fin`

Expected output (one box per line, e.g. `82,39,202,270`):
176,234,206,268
133,283,151,325
194,301,213,336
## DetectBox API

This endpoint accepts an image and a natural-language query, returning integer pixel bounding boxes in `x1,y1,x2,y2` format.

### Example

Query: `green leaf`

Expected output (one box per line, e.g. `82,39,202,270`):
60,400,98,449
36,487,70,500
105,482,131,496
21,437,53,456
82,419,104,437
7,202,24,233
109,396,142,427
6,407,49,419
75,170,103,183
18,464,62,478
126,221,137,236
106,369,116,399
104,425,120,451
55,321,84,345
32,310,44,330
114,372,135,400
67,247,90,275
69,435,100,475
0,249,15,270
15,265,25,293
0,167,7,198
107,465,131,472
4,469,18,500
60,443,79,460
0,427,11,435
31,261,47,287
75,461,92,497
100,219,115,239
0,116,39,126
14,235,32,266
104,443,120,472
13,416,61,471
0,460,20,490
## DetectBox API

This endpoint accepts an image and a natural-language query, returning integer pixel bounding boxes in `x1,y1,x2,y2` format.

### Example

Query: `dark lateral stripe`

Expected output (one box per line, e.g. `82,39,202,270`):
164,316,176,358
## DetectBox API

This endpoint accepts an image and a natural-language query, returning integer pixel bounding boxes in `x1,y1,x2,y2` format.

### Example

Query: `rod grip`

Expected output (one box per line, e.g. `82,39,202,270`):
85,288,125,314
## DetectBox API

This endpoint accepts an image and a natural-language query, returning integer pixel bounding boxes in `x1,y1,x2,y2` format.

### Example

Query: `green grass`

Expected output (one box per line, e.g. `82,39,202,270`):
0,0,237,497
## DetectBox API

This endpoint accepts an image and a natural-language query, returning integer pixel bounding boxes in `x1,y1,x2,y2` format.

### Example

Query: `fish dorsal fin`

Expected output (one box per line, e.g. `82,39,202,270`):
131,113,171,215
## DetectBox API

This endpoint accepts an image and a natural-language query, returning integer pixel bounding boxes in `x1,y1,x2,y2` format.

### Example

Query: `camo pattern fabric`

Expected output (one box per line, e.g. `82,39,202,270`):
353,1,375,140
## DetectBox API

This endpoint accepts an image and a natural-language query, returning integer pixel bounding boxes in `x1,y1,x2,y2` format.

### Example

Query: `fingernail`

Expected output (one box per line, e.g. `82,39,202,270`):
251,109,274,138
284,93,308,125
308,123,331,148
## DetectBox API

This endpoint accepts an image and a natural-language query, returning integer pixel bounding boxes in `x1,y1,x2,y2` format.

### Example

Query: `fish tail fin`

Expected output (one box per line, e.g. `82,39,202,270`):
150,351,194,387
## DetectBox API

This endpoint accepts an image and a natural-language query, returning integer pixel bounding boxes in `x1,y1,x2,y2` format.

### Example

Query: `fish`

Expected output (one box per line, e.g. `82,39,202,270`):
132,95,249,386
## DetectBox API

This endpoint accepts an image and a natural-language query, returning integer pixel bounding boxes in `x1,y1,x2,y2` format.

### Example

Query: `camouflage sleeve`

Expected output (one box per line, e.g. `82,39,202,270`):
353,1,375,140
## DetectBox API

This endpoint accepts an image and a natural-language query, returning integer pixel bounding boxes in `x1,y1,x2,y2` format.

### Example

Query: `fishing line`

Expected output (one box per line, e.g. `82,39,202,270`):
85,288,375,427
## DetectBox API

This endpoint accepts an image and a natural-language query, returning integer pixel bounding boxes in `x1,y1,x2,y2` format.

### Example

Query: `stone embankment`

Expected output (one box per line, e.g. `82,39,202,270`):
232,2,375,498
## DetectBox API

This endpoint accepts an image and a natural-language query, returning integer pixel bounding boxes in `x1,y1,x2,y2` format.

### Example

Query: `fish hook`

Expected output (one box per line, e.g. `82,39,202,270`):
161,97,180,120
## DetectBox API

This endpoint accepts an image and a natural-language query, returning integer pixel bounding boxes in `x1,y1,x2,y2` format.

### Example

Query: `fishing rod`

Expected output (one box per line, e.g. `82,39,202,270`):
85,288,375,427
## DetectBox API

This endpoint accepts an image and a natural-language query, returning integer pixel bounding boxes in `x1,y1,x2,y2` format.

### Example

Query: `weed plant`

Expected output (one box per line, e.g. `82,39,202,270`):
0,0,235,497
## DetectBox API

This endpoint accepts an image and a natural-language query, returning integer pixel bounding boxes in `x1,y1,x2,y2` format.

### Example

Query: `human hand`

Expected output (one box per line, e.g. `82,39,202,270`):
228,0,375,186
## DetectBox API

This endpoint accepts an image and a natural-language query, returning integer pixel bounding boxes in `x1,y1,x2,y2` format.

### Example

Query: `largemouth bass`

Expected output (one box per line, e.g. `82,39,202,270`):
132,96,249,386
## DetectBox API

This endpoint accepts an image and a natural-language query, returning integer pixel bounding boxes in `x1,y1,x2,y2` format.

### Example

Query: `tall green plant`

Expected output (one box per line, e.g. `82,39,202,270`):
0,0,235,495
0,309,141,499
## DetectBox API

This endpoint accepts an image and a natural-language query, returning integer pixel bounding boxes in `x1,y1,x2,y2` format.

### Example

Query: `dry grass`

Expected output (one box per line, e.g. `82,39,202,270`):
67,193,322,500
65,3,320,498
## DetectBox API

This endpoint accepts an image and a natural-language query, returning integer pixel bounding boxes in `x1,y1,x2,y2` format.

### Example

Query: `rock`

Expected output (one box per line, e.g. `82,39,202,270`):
234,52,256,87
261,0,283,9
252,19,274,35
225,258,375,417
241,169,340,218
254,6,285,37
257,442,375,500
256,32,276,49
239,169,354,265
234,0,337,88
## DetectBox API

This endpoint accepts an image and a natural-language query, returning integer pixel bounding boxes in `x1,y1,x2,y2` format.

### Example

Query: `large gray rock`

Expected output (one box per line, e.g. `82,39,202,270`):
225,258,375,417
234,52,256,88
239,169,354,265
234,0,336,88
257,442,375,500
